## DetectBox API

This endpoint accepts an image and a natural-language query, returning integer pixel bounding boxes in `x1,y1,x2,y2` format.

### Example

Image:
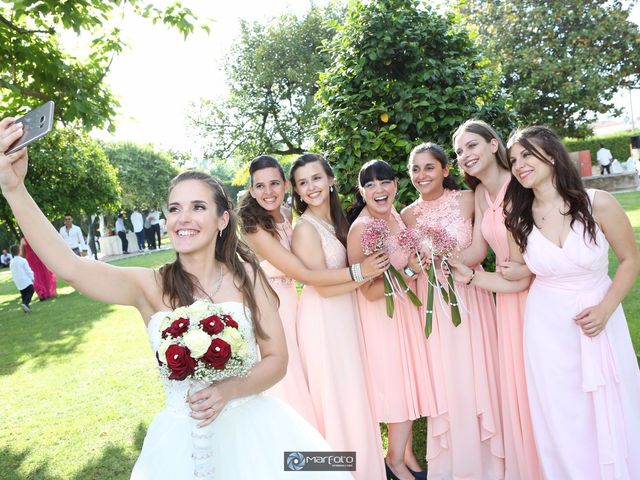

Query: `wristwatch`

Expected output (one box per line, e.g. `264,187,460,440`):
403,266,416,278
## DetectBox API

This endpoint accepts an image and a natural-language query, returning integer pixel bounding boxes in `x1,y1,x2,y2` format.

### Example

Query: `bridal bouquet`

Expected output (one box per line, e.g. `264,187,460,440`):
156,299,251,480
420,226,462,337
156,299,251,383
361,218,421,318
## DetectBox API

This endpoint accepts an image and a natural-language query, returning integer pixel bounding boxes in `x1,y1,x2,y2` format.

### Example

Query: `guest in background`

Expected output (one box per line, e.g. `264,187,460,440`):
9,243,34,313
0,248,12,267
149,208,162,247
21,237,57,301
115,213,129,254
596,143,612,175
59,213,86,255
131,207,146,251
143,209,156,250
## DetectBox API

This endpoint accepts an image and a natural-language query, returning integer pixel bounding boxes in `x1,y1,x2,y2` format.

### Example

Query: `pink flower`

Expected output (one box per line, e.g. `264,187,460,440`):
361,218,390,255
421,226,458,256
397,227,421,253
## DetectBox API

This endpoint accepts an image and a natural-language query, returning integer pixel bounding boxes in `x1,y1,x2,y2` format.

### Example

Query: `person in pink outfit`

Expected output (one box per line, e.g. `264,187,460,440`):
21,237,57,300
346,160,431,480
453,126,640,479
238,155,387,429
290,153,388,480
452,120,542,480
401,143,505,480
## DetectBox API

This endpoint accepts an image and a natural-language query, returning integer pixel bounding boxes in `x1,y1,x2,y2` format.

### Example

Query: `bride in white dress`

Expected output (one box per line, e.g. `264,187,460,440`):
0,117,356,479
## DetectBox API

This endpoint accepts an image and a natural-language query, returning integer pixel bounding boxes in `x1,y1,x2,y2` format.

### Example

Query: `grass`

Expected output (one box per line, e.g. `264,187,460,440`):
1,192,639,479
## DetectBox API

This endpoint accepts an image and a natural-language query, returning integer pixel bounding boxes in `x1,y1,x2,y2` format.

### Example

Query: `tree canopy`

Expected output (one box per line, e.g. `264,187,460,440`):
316,0,513,205
190,5,342,162
0,129,120,238
1,0,203,131
101,141,179,210
456,0,640,137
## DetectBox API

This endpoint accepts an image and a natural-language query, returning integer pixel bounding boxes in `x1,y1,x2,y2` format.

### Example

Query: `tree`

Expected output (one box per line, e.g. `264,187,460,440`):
101,142,179,210
1,0,203,131
190,5,343,161
0,129,120,239
455,0,640,137
315,0,513,205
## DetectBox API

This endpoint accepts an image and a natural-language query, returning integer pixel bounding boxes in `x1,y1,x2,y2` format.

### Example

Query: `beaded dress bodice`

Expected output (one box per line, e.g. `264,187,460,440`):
299,211,347,269
260,219,294,287
409,189,472,251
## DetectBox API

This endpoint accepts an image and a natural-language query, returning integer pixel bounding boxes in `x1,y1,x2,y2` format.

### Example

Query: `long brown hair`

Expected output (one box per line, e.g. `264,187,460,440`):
238,155,286,239
504,126,597,252
452,119,509,191
289,153,350,246
159,171,275,339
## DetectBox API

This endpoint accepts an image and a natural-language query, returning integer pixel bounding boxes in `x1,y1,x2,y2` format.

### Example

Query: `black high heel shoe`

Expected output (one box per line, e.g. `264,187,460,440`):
407,466,427,480
385,461,401,480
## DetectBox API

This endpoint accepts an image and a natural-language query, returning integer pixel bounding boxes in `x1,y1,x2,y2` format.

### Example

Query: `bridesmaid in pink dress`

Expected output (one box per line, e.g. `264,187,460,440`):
21,237,57,300
454,126,640,479
290,154,387,480
238,155,388,429
346,160,431,480
401,143,505,479
452,120,542,480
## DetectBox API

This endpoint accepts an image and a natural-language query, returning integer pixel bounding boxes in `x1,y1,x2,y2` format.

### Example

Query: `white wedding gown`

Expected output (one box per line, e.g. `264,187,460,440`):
131,301,353,479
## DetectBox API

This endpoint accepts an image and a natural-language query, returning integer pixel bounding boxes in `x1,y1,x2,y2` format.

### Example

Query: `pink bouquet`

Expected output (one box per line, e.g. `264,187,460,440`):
362,219,421,318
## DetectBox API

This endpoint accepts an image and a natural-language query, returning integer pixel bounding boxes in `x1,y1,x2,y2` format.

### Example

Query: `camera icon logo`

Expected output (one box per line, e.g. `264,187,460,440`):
287,452,306,471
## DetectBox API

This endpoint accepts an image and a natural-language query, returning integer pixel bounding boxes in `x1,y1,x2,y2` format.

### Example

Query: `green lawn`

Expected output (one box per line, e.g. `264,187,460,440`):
0,192,638,479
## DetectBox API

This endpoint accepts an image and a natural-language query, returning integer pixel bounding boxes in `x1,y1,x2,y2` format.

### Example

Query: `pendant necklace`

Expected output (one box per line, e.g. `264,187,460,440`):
199,262,224,302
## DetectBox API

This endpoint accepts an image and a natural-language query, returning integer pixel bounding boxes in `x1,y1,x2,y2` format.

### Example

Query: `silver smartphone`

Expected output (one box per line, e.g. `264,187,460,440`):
6,101,55,154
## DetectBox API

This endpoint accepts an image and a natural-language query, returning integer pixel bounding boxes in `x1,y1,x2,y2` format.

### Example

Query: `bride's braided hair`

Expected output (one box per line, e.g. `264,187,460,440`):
160,171,275,339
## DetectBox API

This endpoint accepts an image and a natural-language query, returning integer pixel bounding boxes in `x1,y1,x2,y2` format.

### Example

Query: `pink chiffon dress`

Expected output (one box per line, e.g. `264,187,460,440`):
260,219,317,428
480,181,542,480
408,189,505,480
22,238,57,300
351,210,432,422
295,212,386,480
522,189,640,479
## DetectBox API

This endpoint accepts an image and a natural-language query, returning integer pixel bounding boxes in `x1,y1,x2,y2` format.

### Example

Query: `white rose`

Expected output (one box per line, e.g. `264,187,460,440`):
188,299,214,321
156,338,173,364
183,329,212,359
221,328,247,358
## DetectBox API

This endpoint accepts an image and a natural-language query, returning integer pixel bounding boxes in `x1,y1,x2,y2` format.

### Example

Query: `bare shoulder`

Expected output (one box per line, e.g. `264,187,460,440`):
400,200,419,224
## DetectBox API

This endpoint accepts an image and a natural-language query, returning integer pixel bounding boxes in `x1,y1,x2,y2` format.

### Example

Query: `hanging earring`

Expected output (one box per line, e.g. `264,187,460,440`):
219,229,224,238
330,186,334,193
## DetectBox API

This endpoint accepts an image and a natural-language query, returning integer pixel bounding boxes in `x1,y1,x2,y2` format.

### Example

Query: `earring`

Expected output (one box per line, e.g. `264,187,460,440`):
219,229,224,238
330,186,334,193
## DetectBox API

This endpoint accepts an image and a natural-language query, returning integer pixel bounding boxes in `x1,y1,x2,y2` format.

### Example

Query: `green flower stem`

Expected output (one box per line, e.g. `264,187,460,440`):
425,265,436,337
383,272,394,318
388,265,422,307
447,274,462,327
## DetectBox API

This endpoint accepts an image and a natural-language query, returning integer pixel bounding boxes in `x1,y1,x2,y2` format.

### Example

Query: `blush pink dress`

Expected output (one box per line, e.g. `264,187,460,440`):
408,189,504,479
295,212,385,480
350,210,432,422
480,181,542,480
522,189,640,479
22,238,57,300
260,219,318,428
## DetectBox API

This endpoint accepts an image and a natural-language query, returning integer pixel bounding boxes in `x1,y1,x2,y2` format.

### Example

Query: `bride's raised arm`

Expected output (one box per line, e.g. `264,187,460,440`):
0,118,154,314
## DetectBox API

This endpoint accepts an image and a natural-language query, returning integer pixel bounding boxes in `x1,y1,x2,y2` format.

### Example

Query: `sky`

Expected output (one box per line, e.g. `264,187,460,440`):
93,1,640,152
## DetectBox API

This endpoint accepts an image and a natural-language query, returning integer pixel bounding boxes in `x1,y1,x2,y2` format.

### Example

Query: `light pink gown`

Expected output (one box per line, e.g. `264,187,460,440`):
408,189,505,480
261,219,318,428
296,212,385,480
522,189,640,479
351,210,432,422
481,181,542,480
23,238,57,300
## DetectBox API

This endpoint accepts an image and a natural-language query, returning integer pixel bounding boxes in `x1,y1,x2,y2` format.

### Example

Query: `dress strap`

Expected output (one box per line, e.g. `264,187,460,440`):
483,179,510,210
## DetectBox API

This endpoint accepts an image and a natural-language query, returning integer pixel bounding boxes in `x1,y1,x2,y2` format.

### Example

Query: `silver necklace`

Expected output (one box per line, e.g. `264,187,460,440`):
199,262,224,302
307,211,335,234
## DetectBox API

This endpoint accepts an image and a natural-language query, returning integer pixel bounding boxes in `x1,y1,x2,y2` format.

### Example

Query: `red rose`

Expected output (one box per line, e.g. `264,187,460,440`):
162,317,190,339
165,344,196,380
200,315,224,335
202,338,231,369
222,314,238,329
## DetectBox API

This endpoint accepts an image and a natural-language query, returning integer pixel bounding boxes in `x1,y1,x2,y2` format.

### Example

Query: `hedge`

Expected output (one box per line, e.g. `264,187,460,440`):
564,129,640,165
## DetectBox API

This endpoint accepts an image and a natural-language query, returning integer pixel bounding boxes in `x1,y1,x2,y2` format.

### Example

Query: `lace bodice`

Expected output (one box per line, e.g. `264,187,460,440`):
409,189,472,251
146,302,260,416
299,211,347,269
350,209,410,270
259,219,294,286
